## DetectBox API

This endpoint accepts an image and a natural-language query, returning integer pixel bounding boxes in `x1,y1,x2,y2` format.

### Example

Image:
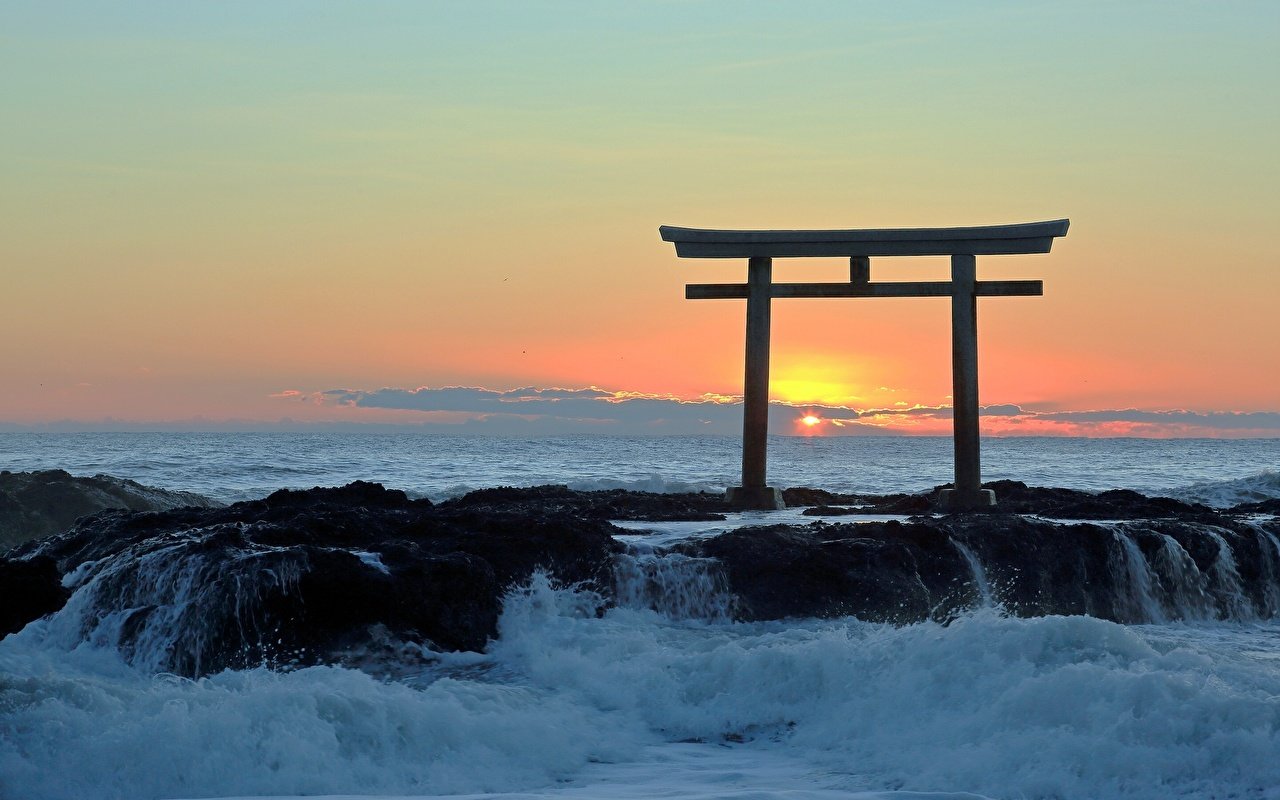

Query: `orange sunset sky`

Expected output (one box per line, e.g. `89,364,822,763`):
2,2,1278,437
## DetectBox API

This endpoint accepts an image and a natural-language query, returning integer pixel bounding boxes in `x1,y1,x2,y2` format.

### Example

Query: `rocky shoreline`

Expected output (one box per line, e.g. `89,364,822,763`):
1,474,1277,678
0,469,221,552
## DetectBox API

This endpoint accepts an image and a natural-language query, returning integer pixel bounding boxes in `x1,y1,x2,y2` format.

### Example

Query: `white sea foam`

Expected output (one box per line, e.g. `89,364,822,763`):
3,571,1280,800
496,576,1280,799
0,627,638,800
568,474,724,495
951,539,995,609
612,546,735,621
1110,527,1167,623
1171,469,1280,508
351,549,391,574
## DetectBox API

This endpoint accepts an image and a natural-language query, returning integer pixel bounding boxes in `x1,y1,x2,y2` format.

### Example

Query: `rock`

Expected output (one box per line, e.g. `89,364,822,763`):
443,484,727,521
973,480,1216,519
1231,498,1280,515
787,481,1216,519
680,511,1280,625
4,480,1277,678
0,556,68,636
935,514,1120,618
6,481,621,676
781,487,866,507
682,521,974,623
800,494,934,516
801,505,867,516
0,469,220,552
442,481,1218,521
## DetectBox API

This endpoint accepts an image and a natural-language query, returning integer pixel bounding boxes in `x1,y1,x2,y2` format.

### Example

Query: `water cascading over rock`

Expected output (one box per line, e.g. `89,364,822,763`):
1,480,1277,677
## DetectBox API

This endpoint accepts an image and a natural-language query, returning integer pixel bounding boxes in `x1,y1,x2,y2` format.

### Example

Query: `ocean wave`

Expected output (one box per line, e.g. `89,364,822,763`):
3,575,1278,800
1170,470,1280,507
565,475,725,495
0,632,639,800
494,576,1280,799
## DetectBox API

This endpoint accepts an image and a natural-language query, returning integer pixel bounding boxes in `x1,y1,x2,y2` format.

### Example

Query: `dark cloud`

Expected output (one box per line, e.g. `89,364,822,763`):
289,386,1280,437
1034,409,1280,429
321,386,615,414
500,387,614,401
979,404,1026,417
312,386,747,433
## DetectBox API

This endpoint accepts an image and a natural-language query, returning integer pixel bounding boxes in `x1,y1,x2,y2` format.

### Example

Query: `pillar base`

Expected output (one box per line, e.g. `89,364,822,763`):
726,486,786,510
938,488,996,512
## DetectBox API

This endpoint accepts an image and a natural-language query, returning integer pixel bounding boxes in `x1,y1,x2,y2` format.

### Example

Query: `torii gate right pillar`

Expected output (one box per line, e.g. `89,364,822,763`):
939,253,995,510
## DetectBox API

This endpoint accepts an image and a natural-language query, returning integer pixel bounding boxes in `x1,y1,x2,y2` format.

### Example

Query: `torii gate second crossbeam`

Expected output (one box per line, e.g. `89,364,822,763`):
660,219,1070,511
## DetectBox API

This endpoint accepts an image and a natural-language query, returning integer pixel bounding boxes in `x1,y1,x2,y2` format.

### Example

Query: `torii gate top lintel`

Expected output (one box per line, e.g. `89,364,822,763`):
660,218,1069,258
660,217,1070,512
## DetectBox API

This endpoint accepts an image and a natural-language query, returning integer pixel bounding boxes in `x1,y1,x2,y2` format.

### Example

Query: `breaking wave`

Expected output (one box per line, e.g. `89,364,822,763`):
3,573,1279,800
1171,470,1280,508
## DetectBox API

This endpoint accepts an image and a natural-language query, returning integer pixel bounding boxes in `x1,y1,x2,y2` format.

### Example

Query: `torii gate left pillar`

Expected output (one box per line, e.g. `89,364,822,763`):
736,256,778,509
661,219,1070,511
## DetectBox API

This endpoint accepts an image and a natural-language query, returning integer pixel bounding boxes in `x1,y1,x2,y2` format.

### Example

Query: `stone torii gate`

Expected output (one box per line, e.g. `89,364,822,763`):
660,219,1070,511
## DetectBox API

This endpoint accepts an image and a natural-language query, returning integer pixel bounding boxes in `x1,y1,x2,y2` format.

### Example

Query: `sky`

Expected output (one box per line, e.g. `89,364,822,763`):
2,1,1277,436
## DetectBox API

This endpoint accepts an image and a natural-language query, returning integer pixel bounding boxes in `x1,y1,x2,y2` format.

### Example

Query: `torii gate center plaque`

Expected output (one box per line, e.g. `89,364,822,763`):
660,219,1070,511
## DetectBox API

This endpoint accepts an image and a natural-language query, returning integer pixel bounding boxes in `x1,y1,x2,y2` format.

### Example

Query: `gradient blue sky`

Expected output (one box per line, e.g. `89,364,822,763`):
2,1,1277,434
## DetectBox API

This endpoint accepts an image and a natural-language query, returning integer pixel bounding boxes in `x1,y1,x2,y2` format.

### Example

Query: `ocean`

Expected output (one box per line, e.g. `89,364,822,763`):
2,433,1279,800
2,432,1279,505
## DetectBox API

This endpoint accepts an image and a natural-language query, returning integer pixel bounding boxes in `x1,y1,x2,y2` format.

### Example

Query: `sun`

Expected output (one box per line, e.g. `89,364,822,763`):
801,415,821,427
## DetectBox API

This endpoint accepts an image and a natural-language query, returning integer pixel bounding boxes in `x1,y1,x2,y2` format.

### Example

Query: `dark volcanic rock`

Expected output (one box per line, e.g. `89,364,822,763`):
800,505,868,517
788,481,1217,519
976,480,1216,519
1231,498,1280,515
869,493,937,514
935,515,1121,618
781,487,867,507
683,521,976,623
677,512,1280,625
438,481,1217,521
0,469,220,552
5,480,1277,679
800,494,934,516
0,556,68,636
5,481,622,676
443,484,727,521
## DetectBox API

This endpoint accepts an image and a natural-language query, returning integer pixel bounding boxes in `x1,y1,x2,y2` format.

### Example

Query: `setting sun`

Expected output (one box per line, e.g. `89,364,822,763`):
802,415,821,427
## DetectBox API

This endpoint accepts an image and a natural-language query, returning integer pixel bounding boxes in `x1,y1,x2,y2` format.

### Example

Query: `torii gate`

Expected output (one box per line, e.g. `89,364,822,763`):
660,219,1070,511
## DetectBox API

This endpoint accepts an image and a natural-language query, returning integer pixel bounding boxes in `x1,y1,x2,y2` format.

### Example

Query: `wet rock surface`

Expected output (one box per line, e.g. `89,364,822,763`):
797,480,1219,519
680,520,976,623
676,513,1279,625
1232,498,1280,515
4,482,620,674
2,479,1277,677
442,484,728,520
0,469,220,552
972,480,1219,519
0,556,68,637
780,487,868,507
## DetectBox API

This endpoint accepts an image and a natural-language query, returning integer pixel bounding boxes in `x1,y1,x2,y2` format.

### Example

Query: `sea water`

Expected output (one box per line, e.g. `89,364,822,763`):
2,434,1279,800
1,433,1278,505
